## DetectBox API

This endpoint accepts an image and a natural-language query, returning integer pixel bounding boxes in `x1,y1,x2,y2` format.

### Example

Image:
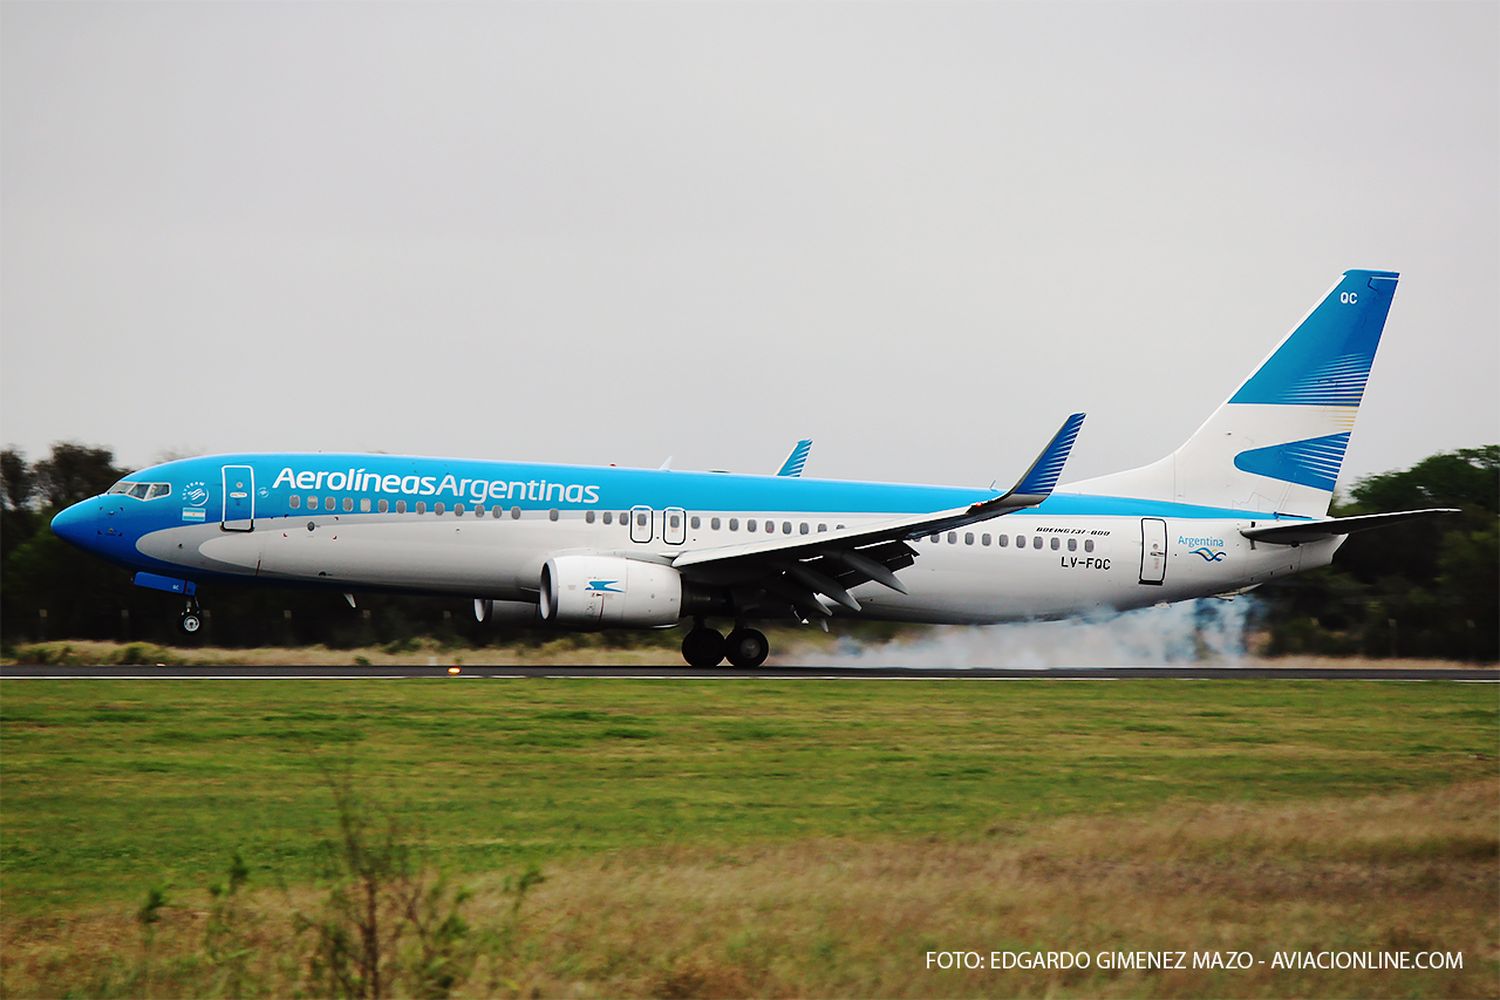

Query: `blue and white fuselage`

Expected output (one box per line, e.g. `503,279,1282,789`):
51,270,1453,666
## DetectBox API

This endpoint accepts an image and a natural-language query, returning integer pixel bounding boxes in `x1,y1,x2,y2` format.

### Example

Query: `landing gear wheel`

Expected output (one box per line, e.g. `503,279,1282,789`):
178,611,203,636
724,628,769,669
681,627,725,668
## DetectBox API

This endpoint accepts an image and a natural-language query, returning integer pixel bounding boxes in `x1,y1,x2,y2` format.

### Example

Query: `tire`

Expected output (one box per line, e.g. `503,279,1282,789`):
681,627,725,668
724,628,769,669
178,612,203,636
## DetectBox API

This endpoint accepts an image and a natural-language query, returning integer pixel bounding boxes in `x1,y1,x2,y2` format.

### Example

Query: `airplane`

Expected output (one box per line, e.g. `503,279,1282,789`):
51,269,1456,668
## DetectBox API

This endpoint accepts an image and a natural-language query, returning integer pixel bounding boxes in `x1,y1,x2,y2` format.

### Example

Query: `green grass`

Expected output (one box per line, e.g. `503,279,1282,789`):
2,679,1495,919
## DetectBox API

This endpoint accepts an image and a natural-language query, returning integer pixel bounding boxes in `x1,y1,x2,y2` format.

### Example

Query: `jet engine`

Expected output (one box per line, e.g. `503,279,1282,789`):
539,555,683,627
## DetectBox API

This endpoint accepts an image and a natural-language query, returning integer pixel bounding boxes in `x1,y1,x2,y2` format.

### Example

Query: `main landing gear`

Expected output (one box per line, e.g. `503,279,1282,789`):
178,597,204,637
681,620,769,668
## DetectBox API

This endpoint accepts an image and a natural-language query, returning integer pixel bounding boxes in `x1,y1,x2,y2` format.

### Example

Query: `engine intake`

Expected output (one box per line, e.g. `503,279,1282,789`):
539,556,683,627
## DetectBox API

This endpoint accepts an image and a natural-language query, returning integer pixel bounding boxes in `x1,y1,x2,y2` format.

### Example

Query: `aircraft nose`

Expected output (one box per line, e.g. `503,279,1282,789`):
51,499,102,550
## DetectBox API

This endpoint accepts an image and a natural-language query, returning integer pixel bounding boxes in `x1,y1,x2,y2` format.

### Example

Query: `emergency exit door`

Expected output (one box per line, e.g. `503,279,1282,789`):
221,465,255,531
1139,517,1167,585
629,505,653,544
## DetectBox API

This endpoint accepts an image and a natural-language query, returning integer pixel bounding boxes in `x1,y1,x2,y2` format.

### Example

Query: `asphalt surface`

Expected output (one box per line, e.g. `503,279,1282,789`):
1,664,1494,680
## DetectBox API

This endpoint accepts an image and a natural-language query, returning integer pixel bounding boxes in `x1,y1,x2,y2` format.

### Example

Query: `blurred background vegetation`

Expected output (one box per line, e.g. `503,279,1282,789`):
1,442,1495,660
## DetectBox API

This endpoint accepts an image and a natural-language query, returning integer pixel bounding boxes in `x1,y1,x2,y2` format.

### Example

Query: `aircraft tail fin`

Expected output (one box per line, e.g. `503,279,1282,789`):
1069,269,1400,518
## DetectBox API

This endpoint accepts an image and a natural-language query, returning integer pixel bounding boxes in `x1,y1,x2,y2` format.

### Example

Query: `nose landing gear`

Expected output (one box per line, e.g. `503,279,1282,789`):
178,597,204,637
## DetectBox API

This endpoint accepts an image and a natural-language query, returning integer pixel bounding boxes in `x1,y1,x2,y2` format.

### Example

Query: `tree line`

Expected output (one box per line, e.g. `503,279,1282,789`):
2,442,1495,659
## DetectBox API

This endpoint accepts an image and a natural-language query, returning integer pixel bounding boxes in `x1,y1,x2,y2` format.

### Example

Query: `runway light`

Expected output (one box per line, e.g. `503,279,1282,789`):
448,666,461,675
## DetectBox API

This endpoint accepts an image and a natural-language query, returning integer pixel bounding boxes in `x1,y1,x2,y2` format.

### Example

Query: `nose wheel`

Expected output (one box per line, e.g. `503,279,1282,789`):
177,598,204,638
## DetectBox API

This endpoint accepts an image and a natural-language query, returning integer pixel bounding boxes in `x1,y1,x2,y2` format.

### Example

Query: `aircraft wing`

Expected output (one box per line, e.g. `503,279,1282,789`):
672,414,1085,617
776,439,813,477
1240,508,1460,545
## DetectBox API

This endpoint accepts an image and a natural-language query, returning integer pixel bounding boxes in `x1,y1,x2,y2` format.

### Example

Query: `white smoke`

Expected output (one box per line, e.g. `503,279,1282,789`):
799,598,1257,669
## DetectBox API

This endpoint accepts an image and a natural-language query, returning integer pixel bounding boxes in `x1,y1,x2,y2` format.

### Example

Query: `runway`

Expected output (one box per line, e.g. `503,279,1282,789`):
1,664,1494,681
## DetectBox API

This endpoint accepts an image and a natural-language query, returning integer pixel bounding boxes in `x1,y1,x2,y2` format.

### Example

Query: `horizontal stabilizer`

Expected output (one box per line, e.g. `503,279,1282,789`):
1240,508,1460,545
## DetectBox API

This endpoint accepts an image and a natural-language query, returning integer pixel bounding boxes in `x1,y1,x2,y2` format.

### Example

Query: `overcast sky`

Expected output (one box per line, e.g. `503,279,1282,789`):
3,2,1495,489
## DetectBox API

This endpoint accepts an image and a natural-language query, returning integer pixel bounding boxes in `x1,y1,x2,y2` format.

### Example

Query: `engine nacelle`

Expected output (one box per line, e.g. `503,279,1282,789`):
482,599,543,624
539,556,682,627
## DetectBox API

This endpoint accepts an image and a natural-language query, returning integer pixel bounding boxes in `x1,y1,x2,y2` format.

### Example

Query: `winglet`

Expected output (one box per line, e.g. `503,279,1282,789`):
776,439,813,478
1003,412,1086,502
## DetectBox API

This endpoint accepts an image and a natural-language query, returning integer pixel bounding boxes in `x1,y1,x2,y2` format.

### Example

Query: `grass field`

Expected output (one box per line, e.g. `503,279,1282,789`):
2,679,1497,997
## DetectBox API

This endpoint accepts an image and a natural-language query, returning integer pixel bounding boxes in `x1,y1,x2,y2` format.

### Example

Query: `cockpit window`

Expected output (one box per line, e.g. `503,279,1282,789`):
106,479,172,500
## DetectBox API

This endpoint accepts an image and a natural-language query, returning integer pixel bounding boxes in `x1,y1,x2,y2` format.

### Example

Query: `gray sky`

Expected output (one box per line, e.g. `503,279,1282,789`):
3,1,1496,489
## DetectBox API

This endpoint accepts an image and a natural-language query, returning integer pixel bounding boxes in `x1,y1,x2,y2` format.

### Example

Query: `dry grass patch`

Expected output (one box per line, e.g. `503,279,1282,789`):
491,777,1499,997
11,777,1487,997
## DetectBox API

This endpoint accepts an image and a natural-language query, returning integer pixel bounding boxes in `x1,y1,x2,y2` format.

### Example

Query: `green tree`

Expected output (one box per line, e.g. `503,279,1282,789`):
32,442,123,509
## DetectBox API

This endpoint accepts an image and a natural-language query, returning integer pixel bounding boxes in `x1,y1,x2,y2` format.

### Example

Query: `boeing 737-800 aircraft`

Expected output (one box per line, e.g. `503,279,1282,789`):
52,269,1454,667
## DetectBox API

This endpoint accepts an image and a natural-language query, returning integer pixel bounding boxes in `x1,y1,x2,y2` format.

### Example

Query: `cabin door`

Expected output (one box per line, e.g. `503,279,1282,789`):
221,465,255,531
1139,517,1167,585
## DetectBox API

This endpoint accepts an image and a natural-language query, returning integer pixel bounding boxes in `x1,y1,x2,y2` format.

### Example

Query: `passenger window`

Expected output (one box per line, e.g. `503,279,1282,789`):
636,512,647,527
550,509,559,522
416,501,427,514
818,523,827,532
434,502,445,515
965,532,974,545
669,514,680,528
360,498,372,513
729,518,739,531
1067,538,1077,551
1050,537,1059,550
981,533,991,546
748,519,758,532
492,507,502,518
711,517,721,530
396,500,407,514
341,497,352,512
512,507,522,519
1085,539,1095,552
454,503,465,516
586,511,596,524
999,534,1008,547
947,532,957,544
306,496,316,509
325,497,335,510
603,511,613,525
1033,536,1043,549
929,534,939,543
690,516,700,529
799,523,809,535
1015,535,1025,548
290,495,301,510
782,521,792,534
378,499,389,513
474,505,484,517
